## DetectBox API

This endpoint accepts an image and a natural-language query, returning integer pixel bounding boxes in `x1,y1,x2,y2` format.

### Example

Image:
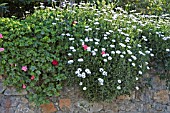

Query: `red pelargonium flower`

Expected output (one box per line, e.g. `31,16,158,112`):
82,44,88,50
0,34,3,38
52,60,58,66
22,84,26,89
101,51,106,55
31,75,35,80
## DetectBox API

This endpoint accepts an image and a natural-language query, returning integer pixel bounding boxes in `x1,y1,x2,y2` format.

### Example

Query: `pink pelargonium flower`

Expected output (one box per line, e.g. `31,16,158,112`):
82,44,88,50
0,48,4,52
22,84,26,89
31,75,35,80
101,51,106,55
22,66,28,72
0,34,3,38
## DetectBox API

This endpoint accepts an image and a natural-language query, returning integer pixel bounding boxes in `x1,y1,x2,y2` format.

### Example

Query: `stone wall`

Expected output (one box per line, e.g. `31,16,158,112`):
0,72,170,113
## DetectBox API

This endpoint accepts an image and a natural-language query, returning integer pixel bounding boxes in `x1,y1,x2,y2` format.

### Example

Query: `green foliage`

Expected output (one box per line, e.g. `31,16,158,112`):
0,17,67,106
0,1,169,105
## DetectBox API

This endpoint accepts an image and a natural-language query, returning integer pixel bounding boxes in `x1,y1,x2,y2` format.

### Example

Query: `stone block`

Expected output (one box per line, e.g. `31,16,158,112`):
40,102,57,113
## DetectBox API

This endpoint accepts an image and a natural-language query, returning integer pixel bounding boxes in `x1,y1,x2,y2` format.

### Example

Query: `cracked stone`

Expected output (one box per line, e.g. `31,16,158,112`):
0,82,6,93
153,90,169,104
4,87,27,96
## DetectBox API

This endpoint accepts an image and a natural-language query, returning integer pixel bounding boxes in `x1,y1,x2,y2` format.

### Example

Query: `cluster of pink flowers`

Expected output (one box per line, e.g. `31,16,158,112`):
0,34,4,52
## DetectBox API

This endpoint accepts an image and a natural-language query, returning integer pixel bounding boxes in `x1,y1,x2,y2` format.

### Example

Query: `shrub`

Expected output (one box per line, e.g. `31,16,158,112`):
0,1,169,105
0,17,67,105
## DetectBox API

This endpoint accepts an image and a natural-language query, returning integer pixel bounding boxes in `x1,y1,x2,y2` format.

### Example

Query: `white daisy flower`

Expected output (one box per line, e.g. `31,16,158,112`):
98,78,104,83
82,72,86,78
77,74,82,77
127,50,132,54
68,53,72,56
68,60,74,64
109,30,113,33
83,87,87,90
122,51,126,54
138,71,142,75
69,38,74,41
94,38,100,42
145,50,150,54
87,47,91,51
118,80,121,83
85,37,89,42
102,48,106,51
145,62,149,65
103,59,108,62
112,39,116,42
137,44,142,47
79,82,83,86
119,43,126,47
99,68,104,72
131,55,137,60
135,86,139,90
92,51,96,56
110,45,115,48
78,58,84,62
108,56,112,60
120,55,124,58
66,33,71,36
70,46,74,50
102,71,107,76
75,71,79,75
94,22,99,25
132,63,136,67
89,38,93,41
116,50,121,54
117,86,121,90
111,51,115,54
95,42,99,45
94,49,98,51
128,59,132,62
127,46,131,49
136,77,139,80
150,53,154,56
77,68,82,72
72,49,76,52
147,66,150,70
104,37,108,40
104,34,107,37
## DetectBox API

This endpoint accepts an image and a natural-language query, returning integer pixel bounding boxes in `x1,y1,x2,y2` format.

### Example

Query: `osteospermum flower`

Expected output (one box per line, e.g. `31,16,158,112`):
0,48,4,52
22,66,27,72
0,34,3,38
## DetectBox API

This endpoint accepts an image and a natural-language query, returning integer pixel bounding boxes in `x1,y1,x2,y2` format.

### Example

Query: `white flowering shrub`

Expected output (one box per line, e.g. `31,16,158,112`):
60,3,155,100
